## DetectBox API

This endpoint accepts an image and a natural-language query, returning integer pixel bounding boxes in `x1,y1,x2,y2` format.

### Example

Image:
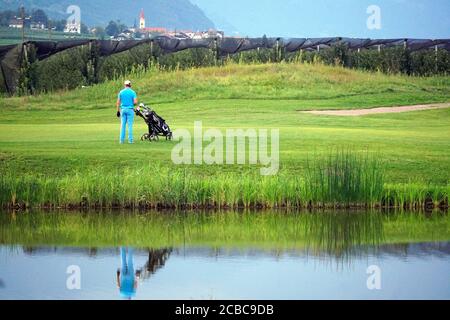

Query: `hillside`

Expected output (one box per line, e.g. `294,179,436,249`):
0,0,215,30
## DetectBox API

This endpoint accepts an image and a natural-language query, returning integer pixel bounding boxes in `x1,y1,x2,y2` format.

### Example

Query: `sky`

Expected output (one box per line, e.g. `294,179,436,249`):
191,0,450,38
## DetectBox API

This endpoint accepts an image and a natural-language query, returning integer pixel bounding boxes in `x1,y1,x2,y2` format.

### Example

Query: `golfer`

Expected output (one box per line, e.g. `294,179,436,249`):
117,80,138,144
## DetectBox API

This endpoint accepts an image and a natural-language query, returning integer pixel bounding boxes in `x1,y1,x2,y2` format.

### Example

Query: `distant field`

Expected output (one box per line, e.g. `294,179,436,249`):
0,62,449,207
0,26,96,45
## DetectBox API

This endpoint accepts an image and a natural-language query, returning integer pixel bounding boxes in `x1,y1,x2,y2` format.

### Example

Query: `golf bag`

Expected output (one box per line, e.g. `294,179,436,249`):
135,104,173,141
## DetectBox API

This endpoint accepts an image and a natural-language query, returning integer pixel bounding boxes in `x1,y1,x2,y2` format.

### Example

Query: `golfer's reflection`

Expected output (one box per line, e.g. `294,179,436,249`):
117,247,140,299
117,247,172,299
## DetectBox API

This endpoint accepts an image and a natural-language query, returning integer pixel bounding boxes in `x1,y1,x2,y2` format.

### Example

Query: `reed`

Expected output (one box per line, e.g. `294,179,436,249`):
1,153,447,209
304,150,385,207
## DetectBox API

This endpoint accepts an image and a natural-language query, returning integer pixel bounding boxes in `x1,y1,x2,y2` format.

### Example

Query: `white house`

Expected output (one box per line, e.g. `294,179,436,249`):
9,18,24,29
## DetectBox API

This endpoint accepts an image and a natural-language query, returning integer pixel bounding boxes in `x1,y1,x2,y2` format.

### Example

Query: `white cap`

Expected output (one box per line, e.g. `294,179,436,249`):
124,80,131,86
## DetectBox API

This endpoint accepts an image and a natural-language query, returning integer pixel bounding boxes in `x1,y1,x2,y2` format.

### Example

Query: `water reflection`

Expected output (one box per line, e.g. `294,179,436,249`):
15,242,450,260
1,210,448,260
140,248,172,279
303,211,384,259
117,247,172,300
117,247,138,299
0,210,449,299
1,243,449,299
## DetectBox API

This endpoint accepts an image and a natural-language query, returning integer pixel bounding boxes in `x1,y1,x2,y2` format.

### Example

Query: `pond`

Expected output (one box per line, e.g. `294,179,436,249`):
0,210,449,300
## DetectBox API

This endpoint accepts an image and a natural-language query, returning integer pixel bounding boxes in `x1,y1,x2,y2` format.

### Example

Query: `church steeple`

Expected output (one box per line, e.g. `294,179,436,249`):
139,9,145,29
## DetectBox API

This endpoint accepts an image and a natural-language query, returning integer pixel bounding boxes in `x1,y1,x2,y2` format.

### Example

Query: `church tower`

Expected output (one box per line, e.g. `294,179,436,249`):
139,9,145,29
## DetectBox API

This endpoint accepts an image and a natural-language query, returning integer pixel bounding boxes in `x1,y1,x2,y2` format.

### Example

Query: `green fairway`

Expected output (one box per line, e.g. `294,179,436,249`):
0,63,449,208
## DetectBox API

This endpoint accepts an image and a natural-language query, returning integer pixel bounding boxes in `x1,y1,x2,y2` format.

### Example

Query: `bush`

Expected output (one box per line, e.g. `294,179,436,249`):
33,46,90,92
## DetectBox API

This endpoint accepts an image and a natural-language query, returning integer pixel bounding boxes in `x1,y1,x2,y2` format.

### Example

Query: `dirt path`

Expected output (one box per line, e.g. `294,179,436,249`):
301,103,450,117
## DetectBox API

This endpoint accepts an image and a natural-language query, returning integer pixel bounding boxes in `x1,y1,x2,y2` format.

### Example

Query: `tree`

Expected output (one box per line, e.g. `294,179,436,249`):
117,22,127,33
31,9,48,26
81,23,89,34
105,20,128,37
93,26,106,39
105,20,119,37
54,19,67,32
0,10,16,27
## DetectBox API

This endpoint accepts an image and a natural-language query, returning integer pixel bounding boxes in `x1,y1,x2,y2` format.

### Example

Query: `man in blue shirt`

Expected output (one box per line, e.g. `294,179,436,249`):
117,80,138,144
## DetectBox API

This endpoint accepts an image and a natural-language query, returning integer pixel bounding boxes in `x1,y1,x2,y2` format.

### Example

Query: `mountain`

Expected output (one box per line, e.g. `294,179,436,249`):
190,0,240,35
197,10,240,36
0,0,216,30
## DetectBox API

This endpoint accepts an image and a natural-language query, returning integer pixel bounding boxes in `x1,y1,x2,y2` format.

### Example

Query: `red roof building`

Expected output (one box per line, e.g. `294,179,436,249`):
141,27,167,34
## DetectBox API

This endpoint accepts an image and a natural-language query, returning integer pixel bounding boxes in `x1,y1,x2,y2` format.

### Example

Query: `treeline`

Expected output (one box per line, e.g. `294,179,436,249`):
0,8,48,27
230,44,450,75
3,42,450,95
0,8,89,33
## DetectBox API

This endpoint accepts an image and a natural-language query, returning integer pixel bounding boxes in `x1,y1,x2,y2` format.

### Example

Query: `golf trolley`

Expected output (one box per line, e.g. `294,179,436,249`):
135,104,173,142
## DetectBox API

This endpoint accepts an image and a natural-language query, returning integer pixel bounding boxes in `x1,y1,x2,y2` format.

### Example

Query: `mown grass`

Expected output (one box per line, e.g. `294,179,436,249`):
0,63,449,207
1,210,449,253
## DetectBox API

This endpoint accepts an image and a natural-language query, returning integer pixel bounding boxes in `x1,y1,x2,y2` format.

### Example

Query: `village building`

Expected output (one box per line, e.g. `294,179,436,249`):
9,18,24,29
138,9,167,35
112,9,225,40
30,22,46,30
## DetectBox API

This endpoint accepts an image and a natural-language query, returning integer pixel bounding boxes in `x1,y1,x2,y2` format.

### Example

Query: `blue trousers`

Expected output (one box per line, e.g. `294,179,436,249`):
120,108,135,144
121,247,134,274
120,247,136,298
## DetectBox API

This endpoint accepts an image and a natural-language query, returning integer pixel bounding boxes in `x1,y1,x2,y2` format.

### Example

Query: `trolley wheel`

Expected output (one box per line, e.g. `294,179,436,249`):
141,134,150,141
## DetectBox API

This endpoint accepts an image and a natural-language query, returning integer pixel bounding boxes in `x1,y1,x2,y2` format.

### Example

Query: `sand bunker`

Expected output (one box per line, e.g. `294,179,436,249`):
301,103,450,116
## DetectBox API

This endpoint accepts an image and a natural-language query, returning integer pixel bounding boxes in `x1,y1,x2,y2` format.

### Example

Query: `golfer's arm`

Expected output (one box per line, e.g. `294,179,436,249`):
133,98,138,107
116,98,121,111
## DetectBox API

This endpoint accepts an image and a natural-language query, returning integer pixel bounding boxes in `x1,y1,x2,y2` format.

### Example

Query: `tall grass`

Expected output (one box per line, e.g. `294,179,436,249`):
0,152,447,209
384,182,449,210
305,150,385,207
